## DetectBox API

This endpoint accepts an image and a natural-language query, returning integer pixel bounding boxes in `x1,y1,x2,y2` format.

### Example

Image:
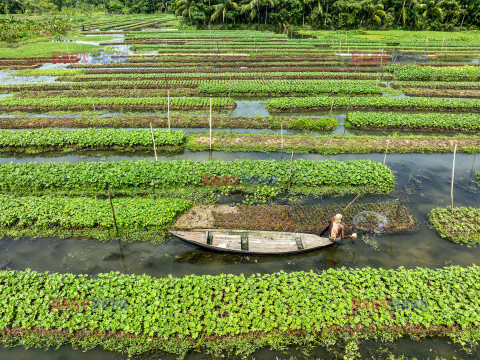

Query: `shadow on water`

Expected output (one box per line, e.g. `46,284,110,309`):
2,336,478,360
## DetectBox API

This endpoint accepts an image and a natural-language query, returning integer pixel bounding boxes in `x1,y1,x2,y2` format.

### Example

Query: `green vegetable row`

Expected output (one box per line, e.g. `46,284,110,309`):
0,79,378,92
346,112,480,131
429,207,480,245
0,159,395,196
0,129,186,149
0,195,191,242
389,65,480,81
267,95,480,111
197,82,389,95
1,266,479,356
0,96,236,111
59,71,388,82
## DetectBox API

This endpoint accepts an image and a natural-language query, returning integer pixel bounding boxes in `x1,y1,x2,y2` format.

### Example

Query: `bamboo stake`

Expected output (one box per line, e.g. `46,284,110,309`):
397,166,414,217
343,193,361,212
150,122,158,161
167,90,170,130
280,124,284,159
346,95,351,121
469,153,476,186
287,150,294,191
383,140,389,165
209,98,212,151
329,95,335,115
108,191,119,236
451,144,457,215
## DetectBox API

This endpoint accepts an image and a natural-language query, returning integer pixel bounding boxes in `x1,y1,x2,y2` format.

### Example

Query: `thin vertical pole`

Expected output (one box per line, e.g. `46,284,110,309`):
150,122,158,161
451,144,457,214
383,140,389,165
469,153,476,185
108,191,119,236
397,166,414,217
209,98,212,151
288,150,294,191
329,95,335,115
280,124,284,158
167,90,170,130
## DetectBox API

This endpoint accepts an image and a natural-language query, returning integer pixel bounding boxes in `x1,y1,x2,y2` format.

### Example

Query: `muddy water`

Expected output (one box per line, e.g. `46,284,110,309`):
0,152,478,277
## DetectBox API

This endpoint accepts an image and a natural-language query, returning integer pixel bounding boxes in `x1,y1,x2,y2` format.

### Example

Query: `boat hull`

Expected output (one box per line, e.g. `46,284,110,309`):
169,229,334,255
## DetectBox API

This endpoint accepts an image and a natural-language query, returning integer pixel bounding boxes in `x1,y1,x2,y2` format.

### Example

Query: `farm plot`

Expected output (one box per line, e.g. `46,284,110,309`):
0,196,191,242
1,266,480,356
0,160,395,196
429,207,480,245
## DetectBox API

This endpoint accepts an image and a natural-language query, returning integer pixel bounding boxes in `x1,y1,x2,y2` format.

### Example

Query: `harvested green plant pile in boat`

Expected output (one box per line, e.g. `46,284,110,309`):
206,203,417,233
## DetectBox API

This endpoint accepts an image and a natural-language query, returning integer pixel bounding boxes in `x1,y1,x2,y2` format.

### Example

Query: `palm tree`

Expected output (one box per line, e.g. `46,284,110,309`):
175,0,195,19
240,0,275,25
418,0,445,22
359,0,387,27
397,0,416,27
211,0,239,23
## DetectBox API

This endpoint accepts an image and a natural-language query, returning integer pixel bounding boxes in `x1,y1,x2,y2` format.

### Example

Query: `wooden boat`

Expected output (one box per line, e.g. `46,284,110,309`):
169,229,334,255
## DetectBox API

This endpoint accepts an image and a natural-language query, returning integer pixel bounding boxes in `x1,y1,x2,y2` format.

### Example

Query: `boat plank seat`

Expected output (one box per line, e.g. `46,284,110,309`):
212,234,242,251
248,236,297,253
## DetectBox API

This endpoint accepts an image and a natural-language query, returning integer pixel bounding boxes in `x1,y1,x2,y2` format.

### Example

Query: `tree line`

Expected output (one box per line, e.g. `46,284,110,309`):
2,0,480,30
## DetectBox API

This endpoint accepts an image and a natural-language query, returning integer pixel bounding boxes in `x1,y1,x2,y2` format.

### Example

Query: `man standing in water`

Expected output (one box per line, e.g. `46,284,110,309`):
329,214,357,242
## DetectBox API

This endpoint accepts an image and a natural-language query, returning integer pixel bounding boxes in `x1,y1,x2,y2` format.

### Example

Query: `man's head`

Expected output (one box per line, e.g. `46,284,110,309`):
334,214,342,223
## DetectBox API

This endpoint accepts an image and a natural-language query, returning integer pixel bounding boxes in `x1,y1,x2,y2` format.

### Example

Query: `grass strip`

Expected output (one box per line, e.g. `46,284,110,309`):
0,195,191,242
268,96,480,112
392,81,480,90
401,88,480,99
0,266,479,357
59,71,391,82
0,115,336,130
0,129,186,152
429,207,480,246
3,131,479,154
13,89,198,98
346,112,480,131
12,69,85,77
0,96,236,112
0,159,395,196
187,133,480,154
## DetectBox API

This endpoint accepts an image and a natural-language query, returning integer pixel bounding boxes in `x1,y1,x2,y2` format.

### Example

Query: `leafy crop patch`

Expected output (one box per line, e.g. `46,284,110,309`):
0,159,395,196
429,207,480,245
0,195,191,242
0,266,479,356
347,112,480,131
0,129,186,152
268,96,480,112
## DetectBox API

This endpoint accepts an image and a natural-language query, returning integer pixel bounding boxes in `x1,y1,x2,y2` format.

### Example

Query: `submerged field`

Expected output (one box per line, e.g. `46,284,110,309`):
0,14,480,360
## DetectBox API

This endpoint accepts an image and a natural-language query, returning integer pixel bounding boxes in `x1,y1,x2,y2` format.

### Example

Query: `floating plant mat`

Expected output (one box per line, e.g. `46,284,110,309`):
429,207,480,245
173,203,417,234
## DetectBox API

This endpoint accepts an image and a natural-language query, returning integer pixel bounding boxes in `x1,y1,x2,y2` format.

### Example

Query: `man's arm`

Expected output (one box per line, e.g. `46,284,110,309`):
340,224,356,240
